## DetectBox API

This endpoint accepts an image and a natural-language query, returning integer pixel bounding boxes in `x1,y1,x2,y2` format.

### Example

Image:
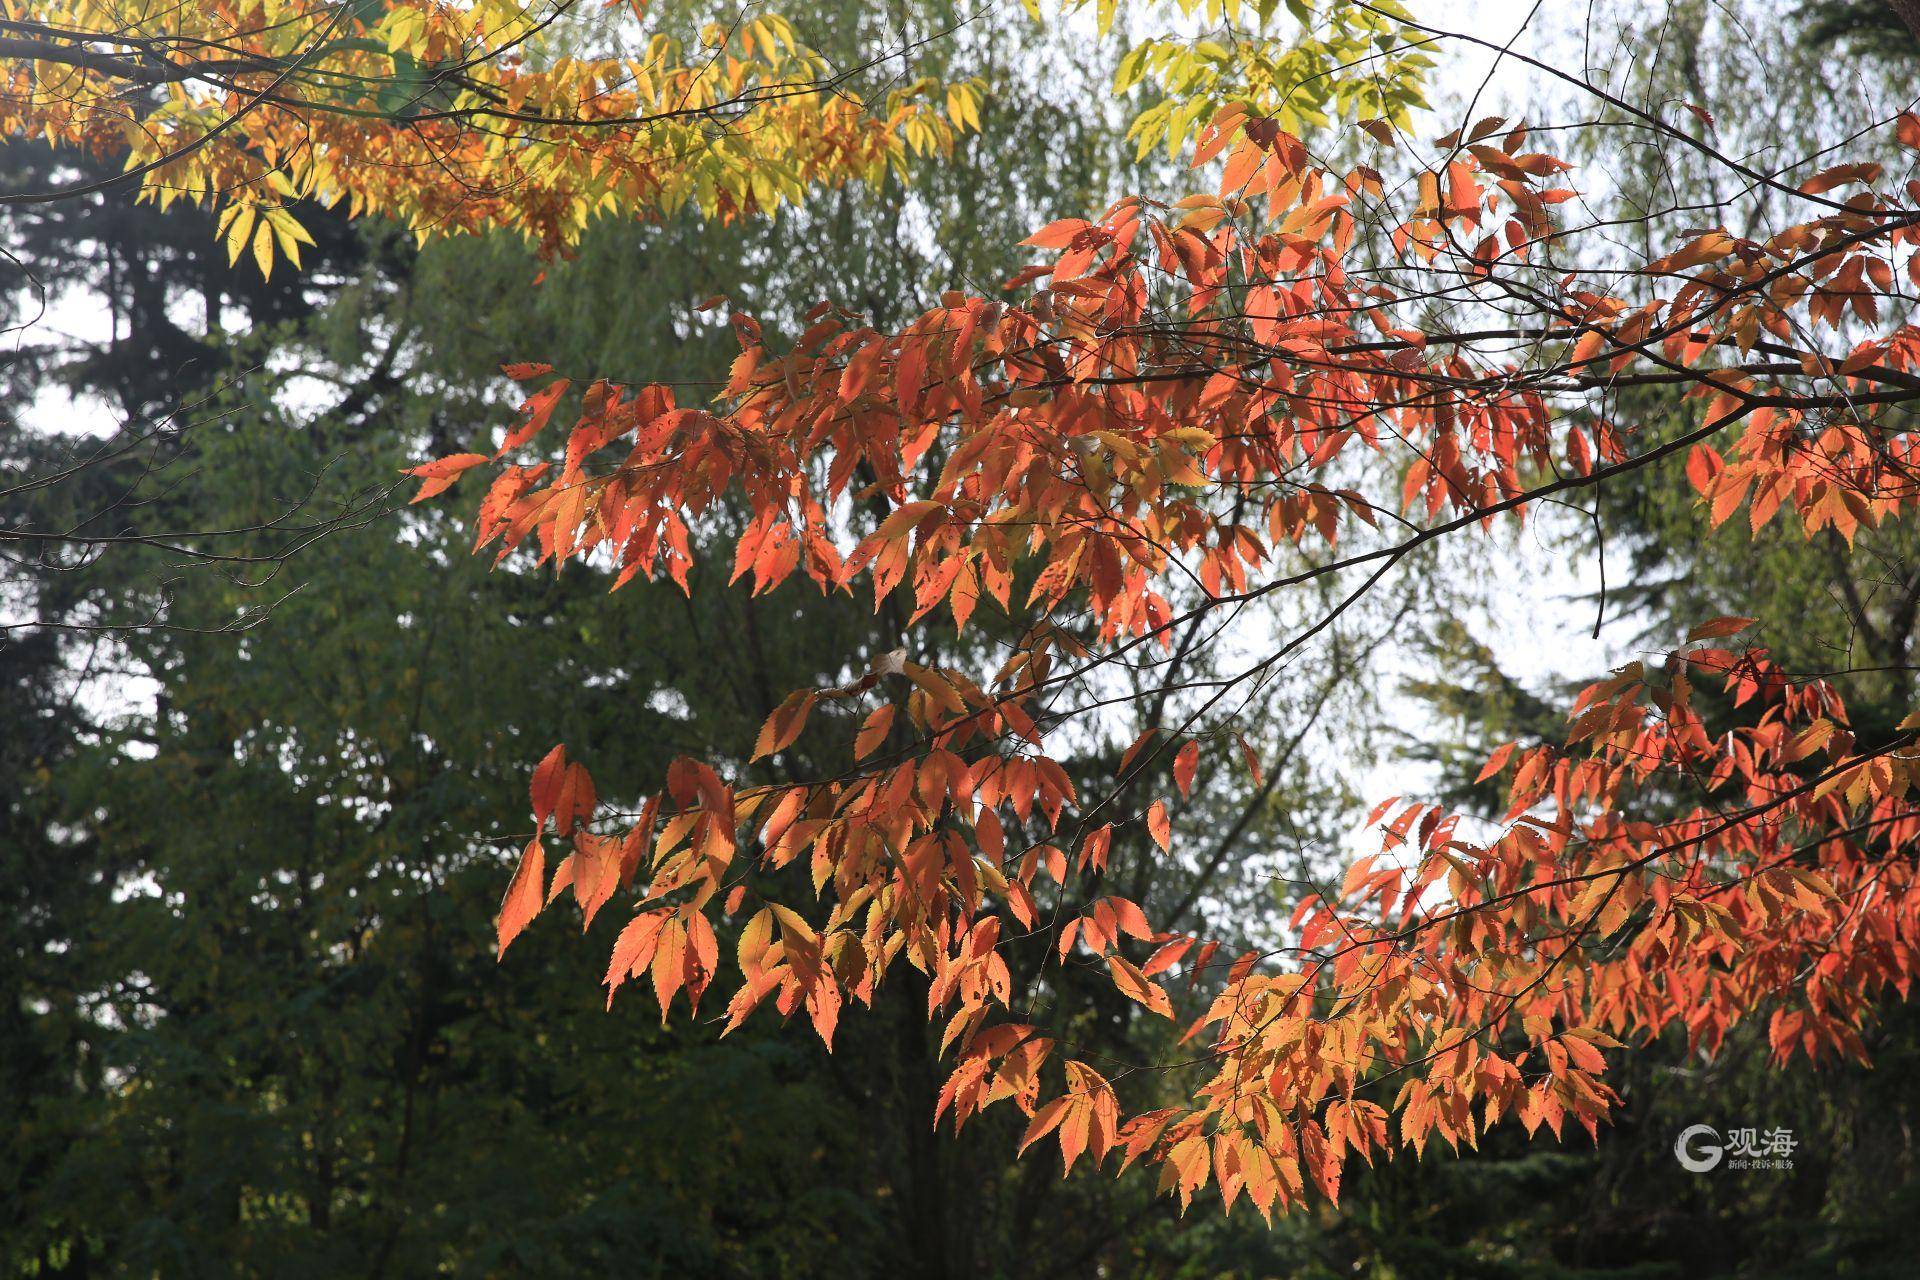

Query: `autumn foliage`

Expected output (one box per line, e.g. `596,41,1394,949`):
423,94,1920,1215
0,0,977,265
21,0,1920,1224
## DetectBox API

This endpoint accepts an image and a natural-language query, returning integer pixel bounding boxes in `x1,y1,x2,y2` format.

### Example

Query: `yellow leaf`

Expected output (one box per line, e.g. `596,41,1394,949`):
224,205,256,266
251,222,274,279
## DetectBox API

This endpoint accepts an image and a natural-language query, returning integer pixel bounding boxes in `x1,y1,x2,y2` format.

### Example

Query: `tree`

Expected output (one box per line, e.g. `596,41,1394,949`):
0,0,975,257
0,0,975,632
2,128,916,1280
6,5,1402,1274
1309,7,1920,1274
0,0,1428,630
427,13,1920,1217
15,0,1920,1232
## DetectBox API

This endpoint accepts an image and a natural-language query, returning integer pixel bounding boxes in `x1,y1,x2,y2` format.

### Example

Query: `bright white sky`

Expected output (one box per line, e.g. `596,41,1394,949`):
1424,0,1628,684
1341,0,1632,816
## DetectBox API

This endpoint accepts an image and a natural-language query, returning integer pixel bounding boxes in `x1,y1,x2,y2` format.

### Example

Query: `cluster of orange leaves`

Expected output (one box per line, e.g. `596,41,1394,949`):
414,102,1920,1214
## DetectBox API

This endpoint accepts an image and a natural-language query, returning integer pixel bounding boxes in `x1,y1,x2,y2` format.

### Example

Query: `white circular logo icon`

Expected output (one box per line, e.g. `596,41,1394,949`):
1674,1124,1724,1172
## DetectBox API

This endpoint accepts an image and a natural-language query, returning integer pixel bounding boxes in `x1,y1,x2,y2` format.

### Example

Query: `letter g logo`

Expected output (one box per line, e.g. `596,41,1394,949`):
1674,1124,1724,1172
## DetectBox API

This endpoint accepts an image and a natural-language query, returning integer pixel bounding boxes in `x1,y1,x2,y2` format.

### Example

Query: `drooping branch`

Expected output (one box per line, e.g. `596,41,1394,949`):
409,74,1920,1216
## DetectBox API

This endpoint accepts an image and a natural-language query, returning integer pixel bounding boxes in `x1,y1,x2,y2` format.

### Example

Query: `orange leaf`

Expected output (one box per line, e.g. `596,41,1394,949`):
1109,896,1152,940
1173,741,1199,799
855,704,896,760
873,499,943,542
1568,329,1605,368
604,908,671,1005
1236,733,1264,786
753,689,816,760
1687,616,1756,643
497,378,570,456
806,978,842,1049
1018,1096,1072,1155
1474,741,1517,784
496,836,546,959
1147,800,1172,853
1143,936,1192,977
552,761,595,837
1108,953,1174,1018
1684,444,1721,494
406,453,488,503
1117,728,1158,777
530,744,567,826
1020,218,1092,249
